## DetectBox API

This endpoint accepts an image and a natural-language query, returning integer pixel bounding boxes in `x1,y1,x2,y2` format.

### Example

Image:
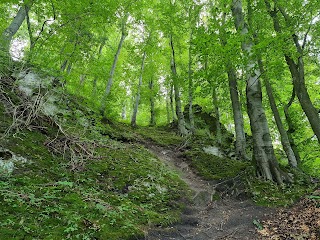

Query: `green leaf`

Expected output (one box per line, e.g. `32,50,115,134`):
253,219,263,230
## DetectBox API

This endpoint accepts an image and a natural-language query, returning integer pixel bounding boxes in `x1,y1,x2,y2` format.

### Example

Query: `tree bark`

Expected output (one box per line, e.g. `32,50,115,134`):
92,39,106,97
60,59,68,72
188,31,195,133
258,59,298,167
100,25,127,115
121,100,127,120
284,87,301,164
131,51,146,127
170,34,188,135
219,12,247,160
204,55,222,143
247,1,298,168
149,77,156,126
232,0,286,184
264,0,320,144
170,83,177,122
226,64,248,159
212,83,222,144
1,1,33,55
25,4,34,52
166,87,171,124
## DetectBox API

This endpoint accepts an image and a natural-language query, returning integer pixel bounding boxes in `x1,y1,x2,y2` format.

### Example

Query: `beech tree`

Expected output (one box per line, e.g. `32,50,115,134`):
264,0,320,143
0,0,33,71
131,51,146,127
232,0,288,184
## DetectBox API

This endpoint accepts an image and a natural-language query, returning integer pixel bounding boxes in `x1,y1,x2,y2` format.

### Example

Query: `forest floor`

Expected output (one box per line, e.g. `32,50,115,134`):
142,142,320,240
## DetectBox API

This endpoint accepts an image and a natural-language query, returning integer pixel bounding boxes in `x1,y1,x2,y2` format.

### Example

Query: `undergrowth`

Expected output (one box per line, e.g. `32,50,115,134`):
0,76,188,239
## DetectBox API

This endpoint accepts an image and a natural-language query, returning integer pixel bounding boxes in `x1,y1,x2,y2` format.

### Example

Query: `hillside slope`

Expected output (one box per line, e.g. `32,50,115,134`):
0,73,189,239
0,70,319,240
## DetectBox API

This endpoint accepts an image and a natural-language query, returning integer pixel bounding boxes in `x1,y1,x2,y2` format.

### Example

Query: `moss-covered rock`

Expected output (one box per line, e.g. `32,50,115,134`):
185,148,249,180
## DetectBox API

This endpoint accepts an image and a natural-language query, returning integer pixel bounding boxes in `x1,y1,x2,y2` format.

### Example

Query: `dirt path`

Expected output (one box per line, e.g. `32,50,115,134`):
143,144,274,240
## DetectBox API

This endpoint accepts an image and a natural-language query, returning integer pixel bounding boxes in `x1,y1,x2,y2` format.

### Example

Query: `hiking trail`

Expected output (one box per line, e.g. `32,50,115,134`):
143,143,273,240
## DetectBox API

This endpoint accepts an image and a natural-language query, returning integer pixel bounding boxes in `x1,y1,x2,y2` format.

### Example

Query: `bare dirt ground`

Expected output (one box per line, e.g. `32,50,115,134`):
143,144,275,240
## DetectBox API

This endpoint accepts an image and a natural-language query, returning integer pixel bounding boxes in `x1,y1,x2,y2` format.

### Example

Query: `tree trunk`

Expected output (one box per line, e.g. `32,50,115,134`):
170,83,177,121
204,55,222,143
232,0,287,184
60,60,68,72
131,51,146,127
247,1,298,168
258,59,298,167
25,4,34,52
166,87,171,124
80,74,86,86
100,29,126,115
219,12,247,160
284,87,301,164
92,78,97,97
188,31,195,133
0,1,33,56
66,62,72,74
212,84,222,144
149,77,156,126
226,64,248,159
264,0,320,143
92,39,106,97
170,34,188,135
121,100,127,120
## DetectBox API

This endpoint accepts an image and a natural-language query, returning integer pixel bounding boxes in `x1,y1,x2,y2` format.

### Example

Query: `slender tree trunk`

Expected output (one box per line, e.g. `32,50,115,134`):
246,1,298,168
92,39,106,97
60,40,78,75
0,1,33,56
258,59,298,167
219,12,247,160
226,64,248,159
25,4,34,52
170,34,188,135
166,87,171,124
92,78,97,97
204,55,222,143
232,0,287,184
100,29,126,115
80,74,86,86
131,51,146,127
264,0,320,143
149,77,156,126
212,83,222,144
170,83,177,121
60,60,68,72
188,31,195,133
66,62,72,74
284,87,301,164
121,100,127,120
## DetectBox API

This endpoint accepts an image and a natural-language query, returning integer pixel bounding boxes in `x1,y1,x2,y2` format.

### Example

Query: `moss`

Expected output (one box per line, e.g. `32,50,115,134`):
248,180,316,207
0,119,188,239
185,148,249,180
134,126,184,146
0,86,183,240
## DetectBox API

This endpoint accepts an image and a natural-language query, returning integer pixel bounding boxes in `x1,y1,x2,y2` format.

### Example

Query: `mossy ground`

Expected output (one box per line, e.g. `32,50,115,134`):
0,92,188,239
185,148,249,180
